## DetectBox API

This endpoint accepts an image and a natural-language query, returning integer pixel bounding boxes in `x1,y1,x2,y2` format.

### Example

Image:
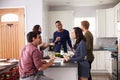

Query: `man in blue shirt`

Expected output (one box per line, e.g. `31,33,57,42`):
52,21,72,52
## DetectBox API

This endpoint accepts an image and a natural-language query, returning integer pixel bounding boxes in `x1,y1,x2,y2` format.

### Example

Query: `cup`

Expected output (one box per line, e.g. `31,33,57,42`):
57,37,61,42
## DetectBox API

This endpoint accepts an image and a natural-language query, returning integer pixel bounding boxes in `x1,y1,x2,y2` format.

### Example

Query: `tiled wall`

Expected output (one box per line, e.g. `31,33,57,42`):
94,37,117,49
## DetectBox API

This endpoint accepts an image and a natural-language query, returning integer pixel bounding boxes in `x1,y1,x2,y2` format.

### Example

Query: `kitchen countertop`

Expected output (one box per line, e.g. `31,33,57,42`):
43,58,78,68
93,48,118,53
50,62,78,68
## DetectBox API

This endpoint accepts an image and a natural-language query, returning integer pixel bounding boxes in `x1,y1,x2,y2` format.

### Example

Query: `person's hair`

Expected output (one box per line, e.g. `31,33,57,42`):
73,27,86,47
81,20,89,29
33,25,41,32
55,20,61,24
27,31,41,42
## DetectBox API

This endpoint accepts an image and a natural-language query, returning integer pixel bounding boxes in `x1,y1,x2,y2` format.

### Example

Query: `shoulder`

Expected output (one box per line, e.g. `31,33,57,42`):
27,43,38,51
63,29,69,33
64,29,69,32
54,31,57,33
54,31,58,35
85,31,93,38
85,31,93,36
79,40,86,46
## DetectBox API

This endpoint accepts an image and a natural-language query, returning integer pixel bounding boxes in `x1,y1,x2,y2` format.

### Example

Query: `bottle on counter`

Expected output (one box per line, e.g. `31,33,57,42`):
115,40,118,51
60,45,64,55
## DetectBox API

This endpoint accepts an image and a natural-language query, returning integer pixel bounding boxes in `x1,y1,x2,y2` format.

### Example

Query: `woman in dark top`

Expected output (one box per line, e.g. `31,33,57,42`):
64,27,89,80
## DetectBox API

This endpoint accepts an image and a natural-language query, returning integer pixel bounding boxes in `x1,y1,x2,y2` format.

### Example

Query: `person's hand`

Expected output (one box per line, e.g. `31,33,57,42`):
70,48,73,51
55,37,60,43
49,43,55,46
48,58,55,66
42,61,47,64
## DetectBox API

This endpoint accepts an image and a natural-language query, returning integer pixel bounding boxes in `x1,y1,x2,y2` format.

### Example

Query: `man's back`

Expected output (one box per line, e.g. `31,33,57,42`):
85,31,94,61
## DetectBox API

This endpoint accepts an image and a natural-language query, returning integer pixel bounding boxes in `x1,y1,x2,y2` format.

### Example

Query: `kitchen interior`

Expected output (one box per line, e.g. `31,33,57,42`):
0,0,120,80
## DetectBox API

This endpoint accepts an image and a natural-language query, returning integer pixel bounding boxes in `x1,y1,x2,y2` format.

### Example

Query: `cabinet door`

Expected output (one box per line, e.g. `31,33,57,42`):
92,51,106,71
117,3,120,22
96,10,106,37
96,51,106,70
106,8,116,37
105,51,112,73
92,51,97,70
92,51,112,73
114,2,120,36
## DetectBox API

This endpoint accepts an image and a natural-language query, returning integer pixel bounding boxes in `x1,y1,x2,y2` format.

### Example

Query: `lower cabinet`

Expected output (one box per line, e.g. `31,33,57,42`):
92,51,112,73
44,67,78,80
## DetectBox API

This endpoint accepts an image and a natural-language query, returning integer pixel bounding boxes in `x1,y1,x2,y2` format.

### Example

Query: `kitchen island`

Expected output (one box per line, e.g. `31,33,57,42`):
44,60,78,80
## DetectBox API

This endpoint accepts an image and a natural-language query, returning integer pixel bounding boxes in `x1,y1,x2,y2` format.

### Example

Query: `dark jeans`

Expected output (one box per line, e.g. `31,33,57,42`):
88,61,93,80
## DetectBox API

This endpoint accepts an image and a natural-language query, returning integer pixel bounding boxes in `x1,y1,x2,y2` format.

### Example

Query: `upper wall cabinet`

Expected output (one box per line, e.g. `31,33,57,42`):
115,2,120,22
96,8,116,37
96,9,106,37
114,2,120,36
106,8,115,37
48,11,74,38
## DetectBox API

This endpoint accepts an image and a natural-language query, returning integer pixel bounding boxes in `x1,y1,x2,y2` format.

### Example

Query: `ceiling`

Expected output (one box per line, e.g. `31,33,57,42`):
45,0,120,7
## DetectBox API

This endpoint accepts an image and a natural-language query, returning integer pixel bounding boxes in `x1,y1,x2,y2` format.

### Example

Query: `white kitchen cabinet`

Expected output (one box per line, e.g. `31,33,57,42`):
92,51,97,70
96,8,116,37
96,9,106,37
45,67,78,80
115,2,120,22
105,51,112,74
106,8,116,37
92,51,106,73
114,2,120,36
48,11,74,38
92,51,112,73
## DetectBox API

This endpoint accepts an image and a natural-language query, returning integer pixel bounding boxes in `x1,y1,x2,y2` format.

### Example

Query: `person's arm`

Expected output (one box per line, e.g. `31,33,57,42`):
70,42,87,62
39,42,49,50
32,49,54,71
53,32,56,43
66,31,72,49
38,59,54,71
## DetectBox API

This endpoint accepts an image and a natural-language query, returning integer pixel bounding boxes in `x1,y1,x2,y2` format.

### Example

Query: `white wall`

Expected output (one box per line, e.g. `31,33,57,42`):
49,4,116,17
0,0,43,37
42,0,49,39
48,11,74,38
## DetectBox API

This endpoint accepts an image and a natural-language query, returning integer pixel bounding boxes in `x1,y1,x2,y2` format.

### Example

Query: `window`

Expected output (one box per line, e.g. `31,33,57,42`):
74,17,96,37
1,13,19,22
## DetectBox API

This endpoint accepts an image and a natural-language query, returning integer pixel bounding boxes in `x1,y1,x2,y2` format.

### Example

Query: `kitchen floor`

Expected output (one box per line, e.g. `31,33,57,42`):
92,73,111,80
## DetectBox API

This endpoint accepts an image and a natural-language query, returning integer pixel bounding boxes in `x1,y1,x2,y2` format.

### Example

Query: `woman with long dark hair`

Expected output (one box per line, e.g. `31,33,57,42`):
64,27,89,80
33,25,41,32
32,25,49,50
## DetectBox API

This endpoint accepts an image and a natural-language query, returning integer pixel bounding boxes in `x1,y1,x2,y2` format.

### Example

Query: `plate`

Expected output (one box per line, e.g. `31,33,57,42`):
0,62,11,66
8,59,19,63
0,59,7,62
54,58,64,63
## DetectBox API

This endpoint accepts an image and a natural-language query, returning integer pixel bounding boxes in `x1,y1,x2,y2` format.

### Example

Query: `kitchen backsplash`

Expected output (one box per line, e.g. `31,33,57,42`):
94,37,117,49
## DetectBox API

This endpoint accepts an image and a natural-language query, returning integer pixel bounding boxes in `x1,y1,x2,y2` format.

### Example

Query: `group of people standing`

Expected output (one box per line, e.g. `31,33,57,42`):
18,20,94,80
